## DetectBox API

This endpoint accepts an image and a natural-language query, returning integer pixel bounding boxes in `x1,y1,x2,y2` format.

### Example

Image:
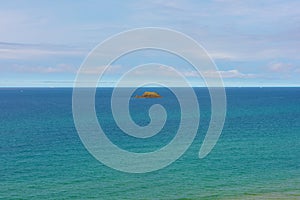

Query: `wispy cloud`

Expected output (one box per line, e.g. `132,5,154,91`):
205,70,259,79
1,63,77,74
118,65,259,79
79,65,123,75
131,0,300,62
184,69,259,79
0,1,299,86
0,42,86,60
268,62,294,73
0,63,128,75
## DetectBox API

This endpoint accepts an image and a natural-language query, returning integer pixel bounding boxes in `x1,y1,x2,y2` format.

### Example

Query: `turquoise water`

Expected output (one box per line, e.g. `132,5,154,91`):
1,87,300,199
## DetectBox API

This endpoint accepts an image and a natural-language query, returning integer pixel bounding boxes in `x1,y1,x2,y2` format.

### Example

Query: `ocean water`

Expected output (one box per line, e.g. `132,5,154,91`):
1,87,300,199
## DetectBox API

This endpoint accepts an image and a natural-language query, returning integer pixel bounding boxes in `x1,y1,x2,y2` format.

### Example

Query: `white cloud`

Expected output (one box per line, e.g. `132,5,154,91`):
268,62,294,73
0,43,86,60
80,65,123,74
295,68,300,73
207,51,237,60
209,70,258,78
184,69,258,79
1,64,77,74
1,64,125,75
107,64,258,80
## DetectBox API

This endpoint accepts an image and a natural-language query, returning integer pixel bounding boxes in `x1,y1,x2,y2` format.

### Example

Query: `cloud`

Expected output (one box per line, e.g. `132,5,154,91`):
1,63,77,74
268,62,294,73
113,65,258,79
0,42,86,60
80,65,123,74
131,0,300,62
295,68,300,73
212,70,259,78
0,64,126,75
266,62,300,80
183,69,258,79
1,1,299,86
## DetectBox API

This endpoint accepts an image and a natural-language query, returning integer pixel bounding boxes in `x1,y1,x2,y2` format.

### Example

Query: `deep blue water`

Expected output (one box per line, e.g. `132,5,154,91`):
1,87,300,199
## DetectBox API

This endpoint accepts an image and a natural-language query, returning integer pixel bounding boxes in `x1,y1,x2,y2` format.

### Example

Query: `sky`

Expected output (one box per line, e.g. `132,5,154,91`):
0,0,299,87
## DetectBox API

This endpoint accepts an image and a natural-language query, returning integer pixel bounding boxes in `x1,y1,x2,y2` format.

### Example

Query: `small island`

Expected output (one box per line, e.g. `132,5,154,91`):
134,91,162,98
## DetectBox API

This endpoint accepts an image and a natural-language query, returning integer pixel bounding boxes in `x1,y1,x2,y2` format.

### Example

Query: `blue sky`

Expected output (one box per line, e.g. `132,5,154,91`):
0,0,299,87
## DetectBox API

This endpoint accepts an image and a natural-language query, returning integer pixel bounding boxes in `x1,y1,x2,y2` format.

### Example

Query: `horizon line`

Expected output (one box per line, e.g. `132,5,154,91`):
1,86,300,88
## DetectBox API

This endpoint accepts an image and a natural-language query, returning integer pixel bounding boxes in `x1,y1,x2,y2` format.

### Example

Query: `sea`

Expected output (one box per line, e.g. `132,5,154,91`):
1,87,300,199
